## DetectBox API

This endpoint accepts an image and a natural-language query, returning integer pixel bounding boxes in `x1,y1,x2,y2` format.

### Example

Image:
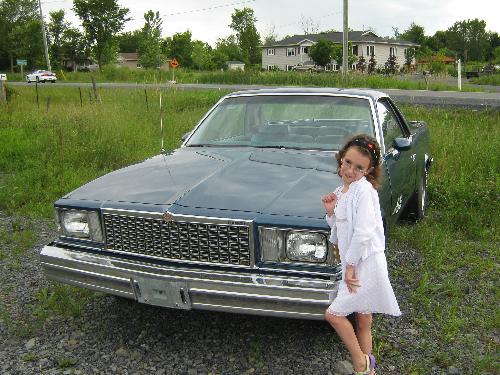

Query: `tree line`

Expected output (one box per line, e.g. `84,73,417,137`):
0,0,498,73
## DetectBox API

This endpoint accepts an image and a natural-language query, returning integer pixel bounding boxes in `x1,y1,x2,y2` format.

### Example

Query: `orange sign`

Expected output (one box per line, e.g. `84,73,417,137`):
170,58,179,69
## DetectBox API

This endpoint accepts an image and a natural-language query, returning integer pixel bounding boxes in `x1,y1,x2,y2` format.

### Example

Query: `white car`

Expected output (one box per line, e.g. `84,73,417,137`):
26,70,57,83
0,73,6,81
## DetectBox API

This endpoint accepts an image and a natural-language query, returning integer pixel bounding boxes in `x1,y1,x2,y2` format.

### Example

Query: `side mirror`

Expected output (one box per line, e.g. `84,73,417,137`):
393,137,411,150
181,132,191,142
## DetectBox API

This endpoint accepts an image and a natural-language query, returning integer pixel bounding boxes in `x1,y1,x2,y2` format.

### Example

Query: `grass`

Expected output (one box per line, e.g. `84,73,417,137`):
469,73,500,86
0,86,498,372
4,65,487,91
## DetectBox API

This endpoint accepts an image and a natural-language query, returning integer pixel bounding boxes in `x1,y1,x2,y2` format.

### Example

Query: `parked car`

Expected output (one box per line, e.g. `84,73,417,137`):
465,64,499,79
40,88,432,320
0,73,7,81
292,63,322,72
26,70,57,83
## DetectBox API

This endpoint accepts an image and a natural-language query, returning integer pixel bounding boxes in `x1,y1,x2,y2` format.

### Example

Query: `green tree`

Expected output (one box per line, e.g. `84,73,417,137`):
330,42,357,68
229,7,261,65
492,46,500,63
73,0,130,69
165,30,194,67
0,0,40,72
192,41,214,70
10,18,45,69
446,19,489,62
117,30,142,52
367,54,377,74
384,54,398,74
308,38,333,68
399,22,426,46
138,10,163,68
215,35,242,63
61,27,90,71
404,48,416,70
356,55,366,73
48,10,69,69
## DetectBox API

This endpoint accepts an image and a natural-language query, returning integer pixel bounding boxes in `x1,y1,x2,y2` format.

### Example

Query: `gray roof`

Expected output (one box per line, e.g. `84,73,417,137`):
226,87,389,101
262,31,419,48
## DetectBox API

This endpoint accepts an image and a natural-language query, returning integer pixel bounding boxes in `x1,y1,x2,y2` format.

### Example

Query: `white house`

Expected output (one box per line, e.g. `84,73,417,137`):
261,31,419,71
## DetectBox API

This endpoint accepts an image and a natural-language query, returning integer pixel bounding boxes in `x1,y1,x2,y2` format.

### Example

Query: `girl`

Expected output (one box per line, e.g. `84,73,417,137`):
321,134,401,375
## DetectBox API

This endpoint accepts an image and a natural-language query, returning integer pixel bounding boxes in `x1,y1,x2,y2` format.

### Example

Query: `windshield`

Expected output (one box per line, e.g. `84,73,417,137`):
186,94,374,150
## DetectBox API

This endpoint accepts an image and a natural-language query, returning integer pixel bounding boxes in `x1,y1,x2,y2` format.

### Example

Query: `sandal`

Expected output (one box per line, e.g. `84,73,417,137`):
351,354,372,375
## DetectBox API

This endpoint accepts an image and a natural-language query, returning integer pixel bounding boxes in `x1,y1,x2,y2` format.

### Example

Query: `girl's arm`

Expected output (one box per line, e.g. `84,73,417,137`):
345,186,378,266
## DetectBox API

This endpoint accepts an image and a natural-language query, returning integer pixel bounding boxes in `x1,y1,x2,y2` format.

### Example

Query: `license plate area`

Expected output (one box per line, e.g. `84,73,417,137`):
130,277,191,310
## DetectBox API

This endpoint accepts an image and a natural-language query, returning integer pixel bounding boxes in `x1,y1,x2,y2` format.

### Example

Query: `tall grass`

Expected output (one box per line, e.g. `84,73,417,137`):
5,65,483,92
0,85,227,217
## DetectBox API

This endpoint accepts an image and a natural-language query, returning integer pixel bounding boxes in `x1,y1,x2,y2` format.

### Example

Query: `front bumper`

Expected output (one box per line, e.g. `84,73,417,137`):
40,245,339,320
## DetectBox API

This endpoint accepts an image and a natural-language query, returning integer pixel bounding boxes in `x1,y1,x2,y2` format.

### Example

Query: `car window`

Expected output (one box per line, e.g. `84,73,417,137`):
187,95,375,150
377,99,403,152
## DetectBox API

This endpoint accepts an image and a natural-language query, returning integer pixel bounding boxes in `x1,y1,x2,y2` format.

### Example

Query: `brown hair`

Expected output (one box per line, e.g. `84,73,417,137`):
336,134,382,189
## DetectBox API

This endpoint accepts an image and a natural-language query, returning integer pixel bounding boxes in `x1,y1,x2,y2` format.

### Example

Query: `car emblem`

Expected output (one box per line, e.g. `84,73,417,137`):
163,212,174,222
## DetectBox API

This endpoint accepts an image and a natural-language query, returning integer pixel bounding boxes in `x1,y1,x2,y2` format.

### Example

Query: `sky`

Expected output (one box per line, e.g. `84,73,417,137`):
42,0,500,47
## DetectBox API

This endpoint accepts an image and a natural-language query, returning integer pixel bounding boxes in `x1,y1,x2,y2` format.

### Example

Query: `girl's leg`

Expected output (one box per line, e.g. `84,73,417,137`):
355,313,373,355
325,311,367,372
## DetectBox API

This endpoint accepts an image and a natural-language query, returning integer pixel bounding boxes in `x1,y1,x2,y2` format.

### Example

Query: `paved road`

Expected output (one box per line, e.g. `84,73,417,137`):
9,81,500,109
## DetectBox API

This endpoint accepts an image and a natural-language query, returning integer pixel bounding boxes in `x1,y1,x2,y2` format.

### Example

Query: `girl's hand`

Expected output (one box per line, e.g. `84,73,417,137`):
321,192,337,217
345,265,361,293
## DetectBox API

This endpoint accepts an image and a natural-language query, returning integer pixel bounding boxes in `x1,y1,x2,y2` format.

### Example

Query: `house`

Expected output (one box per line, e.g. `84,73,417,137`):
261,31,419,71
227,61,245,71
117,53,140,69
62,57,98,71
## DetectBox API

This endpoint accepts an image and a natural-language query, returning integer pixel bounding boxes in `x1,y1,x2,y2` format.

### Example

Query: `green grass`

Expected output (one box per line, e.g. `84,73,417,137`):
469,73,500,86
4,65,486,91
0,87,498,372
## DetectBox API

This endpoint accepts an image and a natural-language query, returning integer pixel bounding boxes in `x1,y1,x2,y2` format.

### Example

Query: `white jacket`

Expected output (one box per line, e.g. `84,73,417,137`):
325,177,385,266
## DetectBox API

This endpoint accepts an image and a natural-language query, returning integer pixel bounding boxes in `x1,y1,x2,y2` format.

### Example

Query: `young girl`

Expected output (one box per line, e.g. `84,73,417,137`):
321,134,401,375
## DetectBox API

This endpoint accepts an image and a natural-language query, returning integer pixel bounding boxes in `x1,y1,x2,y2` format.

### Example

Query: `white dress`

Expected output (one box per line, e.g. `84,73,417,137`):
326,178,401,317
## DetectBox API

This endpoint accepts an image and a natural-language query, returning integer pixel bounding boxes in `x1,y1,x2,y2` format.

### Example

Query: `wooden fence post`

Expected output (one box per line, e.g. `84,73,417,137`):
0,80,6,102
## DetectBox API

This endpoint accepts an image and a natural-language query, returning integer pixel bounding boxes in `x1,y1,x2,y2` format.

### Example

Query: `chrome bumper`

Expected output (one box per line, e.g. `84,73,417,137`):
40,245,339,320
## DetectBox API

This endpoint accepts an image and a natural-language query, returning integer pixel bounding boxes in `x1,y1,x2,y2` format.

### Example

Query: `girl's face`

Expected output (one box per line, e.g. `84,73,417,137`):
340,146,372,186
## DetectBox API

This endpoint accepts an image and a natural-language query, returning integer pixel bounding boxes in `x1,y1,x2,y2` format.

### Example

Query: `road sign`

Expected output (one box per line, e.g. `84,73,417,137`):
170,58,179,69
17,59,27,66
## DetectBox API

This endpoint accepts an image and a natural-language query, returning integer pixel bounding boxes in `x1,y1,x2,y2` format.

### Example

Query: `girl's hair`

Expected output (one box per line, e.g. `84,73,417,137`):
336,134,382,189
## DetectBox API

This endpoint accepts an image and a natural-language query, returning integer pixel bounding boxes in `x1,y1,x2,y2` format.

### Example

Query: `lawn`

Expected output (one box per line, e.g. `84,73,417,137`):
0,85,498,372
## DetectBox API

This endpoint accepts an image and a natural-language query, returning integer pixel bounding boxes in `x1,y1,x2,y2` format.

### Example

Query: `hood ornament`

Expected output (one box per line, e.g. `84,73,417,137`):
163,211,174,222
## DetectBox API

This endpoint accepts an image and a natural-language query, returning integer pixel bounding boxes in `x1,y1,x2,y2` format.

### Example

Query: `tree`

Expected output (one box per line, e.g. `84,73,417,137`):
330,41,357,68
215,35,243,64
262,24,278,45
356,55,366,73
117,30,142,52
192,41,214,70
367,54,377,74
404,48,416,71
138,10,163,68
48,10,69,69
447,19,489,62
0,0,40,72
399,22,426,46
300,15,319,35
230,7,261,65
73,0,130,69
308,38,333,68
61,27,90,71
384,54,398,74
166,30,194,67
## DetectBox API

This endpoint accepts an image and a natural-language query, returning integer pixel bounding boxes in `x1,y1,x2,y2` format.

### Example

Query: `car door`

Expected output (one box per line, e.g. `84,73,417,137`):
376,98,415,221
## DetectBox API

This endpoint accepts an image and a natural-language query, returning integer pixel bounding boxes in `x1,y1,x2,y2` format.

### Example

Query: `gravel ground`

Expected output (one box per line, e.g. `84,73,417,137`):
0,212,464,375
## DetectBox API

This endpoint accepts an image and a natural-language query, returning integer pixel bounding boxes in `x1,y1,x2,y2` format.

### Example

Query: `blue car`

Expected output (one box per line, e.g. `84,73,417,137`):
41,88,432,320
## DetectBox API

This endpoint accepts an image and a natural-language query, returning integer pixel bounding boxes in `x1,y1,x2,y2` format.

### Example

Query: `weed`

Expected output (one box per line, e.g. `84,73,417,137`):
57,356,78,368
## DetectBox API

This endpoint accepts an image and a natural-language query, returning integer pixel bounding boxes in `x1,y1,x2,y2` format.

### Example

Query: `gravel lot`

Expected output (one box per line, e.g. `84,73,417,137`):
0,212,462,375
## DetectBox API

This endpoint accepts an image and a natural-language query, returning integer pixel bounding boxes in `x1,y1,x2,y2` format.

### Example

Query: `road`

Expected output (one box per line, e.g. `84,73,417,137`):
8,81,500,109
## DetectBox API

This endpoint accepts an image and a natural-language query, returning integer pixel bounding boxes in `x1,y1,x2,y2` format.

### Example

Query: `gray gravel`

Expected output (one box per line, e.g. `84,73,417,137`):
0,212,475,374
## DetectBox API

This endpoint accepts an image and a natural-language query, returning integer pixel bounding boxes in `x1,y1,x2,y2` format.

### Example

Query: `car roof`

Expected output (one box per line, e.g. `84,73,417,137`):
225,87,389,101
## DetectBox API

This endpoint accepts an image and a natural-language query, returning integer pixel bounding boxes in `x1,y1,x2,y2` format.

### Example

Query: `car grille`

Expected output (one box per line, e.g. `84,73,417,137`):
103,213,251,266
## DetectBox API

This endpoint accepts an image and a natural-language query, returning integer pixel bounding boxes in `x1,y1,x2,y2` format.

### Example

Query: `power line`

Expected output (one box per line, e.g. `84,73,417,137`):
162,0,256,17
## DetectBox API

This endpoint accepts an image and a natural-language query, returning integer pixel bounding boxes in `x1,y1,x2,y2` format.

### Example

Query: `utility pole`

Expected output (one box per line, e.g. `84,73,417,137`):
38,0,51,71
342,0,348,77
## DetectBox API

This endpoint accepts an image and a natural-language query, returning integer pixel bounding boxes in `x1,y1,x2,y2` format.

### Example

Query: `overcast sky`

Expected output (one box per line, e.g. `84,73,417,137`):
43,0,500,46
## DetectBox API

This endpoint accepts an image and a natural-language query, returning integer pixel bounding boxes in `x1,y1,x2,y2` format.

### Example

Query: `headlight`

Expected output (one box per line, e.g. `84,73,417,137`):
259,227,330,264
57,209,103,242
286,232,327,263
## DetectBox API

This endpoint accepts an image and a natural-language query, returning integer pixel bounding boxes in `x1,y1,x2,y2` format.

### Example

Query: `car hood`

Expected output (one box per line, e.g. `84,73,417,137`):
65,148,341,219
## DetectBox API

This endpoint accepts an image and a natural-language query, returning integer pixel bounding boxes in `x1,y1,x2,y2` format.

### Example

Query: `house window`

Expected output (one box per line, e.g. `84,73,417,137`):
333,64,339,71
267,48,275,56
287,47,296,56
267,65,277,71
352,45,358,56
390,47,397,57
286,65,294,71
366,45,375,56
301,46,309,54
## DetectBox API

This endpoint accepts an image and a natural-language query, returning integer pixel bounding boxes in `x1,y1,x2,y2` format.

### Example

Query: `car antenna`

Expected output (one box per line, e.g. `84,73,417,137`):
160,92,165,154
